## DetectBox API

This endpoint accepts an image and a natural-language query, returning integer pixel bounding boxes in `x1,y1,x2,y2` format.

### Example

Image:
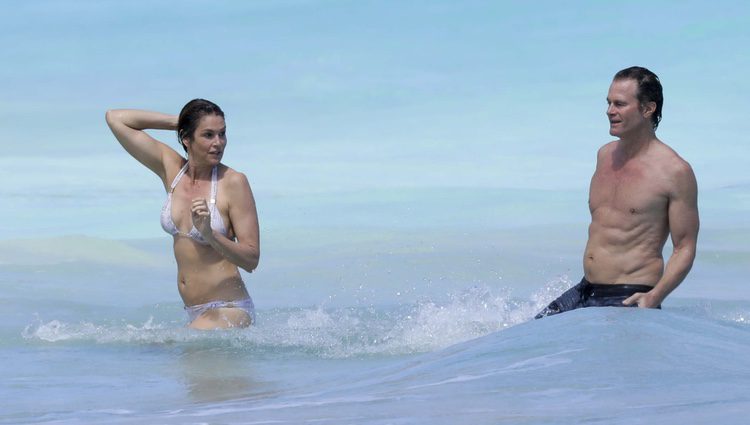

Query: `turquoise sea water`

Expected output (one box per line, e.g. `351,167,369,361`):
2,157,749,423
2,2,750,422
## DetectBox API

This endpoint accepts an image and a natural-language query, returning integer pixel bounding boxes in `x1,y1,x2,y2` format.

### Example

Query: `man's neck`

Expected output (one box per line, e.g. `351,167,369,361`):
617,127,657,159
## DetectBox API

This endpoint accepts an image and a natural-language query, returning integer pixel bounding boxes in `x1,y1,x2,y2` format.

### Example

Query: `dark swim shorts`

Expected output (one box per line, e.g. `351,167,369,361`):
534,277,659,319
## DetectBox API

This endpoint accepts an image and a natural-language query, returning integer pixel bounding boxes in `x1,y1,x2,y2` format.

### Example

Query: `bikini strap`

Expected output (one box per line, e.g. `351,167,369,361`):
169,163,189,192
209,166,218,204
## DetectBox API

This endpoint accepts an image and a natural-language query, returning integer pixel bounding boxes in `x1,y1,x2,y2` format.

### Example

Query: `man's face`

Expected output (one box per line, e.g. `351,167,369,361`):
606,78,650,138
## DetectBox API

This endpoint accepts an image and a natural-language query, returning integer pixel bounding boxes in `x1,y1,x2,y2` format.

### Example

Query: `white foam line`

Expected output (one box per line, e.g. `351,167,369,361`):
183,395,385,417
406,348,585,390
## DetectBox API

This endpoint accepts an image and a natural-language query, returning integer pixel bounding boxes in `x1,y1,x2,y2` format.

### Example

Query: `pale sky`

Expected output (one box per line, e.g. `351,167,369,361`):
2,0,748,197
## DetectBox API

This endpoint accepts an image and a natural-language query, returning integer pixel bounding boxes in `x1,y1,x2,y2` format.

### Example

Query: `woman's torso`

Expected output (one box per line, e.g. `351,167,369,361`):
161,161,249,306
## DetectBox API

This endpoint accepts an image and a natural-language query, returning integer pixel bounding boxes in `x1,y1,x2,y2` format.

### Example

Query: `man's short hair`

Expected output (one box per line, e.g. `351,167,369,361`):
614,66,663,130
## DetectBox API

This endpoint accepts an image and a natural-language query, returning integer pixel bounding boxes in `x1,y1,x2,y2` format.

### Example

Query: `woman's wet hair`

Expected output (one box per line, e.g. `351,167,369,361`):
613,66,663,130
177,99,225,152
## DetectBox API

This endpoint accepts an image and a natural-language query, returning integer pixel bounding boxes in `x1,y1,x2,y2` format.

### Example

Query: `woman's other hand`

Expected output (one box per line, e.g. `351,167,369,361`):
191,198,213,241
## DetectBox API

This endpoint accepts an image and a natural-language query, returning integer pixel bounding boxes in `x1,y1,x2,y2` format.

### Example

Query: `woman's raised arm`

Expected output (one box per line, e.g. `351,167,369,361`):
105,109,181,182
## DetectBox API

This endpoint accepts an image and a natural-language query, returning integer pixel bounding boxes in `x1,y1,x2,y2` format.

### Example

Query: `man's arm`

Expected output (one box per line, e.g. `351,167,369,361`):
625,161,699,307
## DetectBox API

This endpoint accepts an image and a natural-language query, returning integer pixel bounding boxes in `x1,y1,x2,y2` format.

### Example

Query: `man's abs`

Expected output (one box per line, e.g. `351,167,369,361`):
583,231,665,285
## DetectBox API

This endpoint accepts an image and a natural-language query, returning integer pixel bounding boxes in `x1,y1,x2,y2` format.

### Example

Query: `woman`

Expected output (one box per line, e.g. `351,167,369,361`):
105,99,260,329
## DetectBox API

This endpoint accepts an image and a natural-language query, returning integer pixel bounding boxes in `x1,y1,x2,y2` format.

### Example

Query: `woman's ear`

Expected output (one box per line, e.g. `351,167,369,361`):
179,131,190,152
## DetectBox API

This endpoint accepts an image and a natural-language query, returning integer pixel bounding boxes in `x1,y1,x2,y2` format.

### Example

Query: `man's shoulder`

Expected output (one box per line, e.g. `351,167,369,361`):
596,140,618,157
653,141,692,174
650,141,696,192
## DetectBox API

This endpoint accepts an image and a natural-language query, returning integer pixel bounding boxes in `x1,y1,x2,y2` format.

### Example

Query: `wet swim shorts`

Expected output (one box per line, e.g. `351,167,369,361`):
534,278,658,319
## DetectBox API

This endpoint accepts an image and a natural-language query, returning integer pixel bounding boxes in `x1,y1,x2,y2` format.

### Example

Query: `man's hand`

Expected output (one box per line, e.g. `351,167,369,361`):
622,291,661,308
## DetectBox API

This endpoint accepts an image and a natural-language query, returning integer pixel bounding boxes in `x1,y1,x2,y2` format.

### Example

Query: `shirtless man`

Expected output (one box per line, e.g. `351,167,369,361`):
536,66,699,318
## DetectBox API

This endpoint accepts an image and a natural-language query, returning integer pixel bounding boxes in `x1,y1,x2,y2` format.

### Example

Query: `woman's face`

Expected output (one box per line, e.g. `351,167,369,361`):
185,114,226,166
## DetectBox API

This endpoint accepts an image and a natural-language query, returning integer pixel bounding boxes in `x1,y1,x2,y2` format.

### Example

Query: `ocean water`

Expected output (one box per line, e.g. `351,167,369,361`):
3,0,750,422
2,156,750,424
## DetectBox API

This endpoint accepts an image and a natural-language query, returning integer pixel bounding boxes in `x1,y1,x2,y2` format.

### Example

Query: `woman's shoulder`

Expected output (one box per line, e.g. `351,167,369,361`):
160,155,187,191
219,165,252,191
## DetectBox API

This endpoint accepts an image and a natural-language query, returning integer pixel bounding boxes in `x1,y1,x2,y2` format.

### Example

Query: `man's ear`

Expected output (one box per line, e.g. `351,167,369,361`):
642,101,656,118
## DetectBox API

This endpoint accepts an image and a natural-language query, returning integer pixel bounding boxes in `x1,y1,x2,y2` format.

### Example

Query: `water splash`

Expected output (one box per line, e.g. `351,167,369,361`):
20,280,577,358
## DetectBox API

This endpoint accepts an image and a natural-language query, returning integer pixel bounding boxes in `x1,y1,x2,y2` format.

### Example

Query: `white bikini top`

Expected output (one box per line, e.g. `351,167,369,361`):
160,163,228,245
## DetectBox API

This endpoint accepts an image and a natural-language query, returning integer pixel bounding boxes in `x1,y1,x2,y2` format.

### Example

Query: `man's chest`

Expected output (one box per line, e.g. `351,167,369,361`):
590,165,669,215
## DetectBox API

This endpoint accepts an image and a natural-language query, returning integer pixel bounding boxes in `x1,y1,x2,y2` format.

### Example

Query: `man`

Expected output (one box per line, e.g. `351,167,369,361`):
536,66,699,318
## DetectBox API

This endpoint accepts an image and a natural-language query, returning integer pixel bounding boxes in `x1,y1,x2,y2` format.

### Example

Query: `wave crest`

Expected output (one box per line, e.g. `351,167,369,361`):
21,283,560,357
